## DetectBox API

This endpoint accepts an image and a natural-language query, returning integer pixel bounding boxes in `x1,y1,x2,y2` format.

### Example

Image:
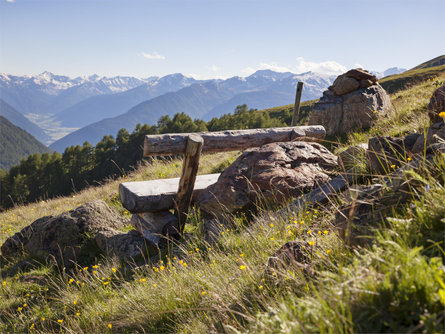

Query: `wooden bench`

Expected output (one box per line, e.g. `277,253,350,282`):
119,125,326,241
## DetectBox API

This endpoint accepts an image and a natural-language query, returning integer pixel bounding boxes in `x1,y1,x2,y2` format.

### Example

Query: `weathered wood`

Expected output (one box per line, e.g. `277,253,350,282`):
291,82,304,126
144,125,326,156
131,211,178,245
119,173,220,213
175,134,204,232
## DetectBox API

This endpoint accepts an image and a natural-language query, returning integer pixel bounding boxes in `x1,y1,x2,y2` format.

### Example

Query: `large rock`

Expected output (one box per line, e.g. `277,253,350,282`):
329,69,377,96
411,121,445,154
367,134,420,174
309,84,393,135
330,75,360,96
427,86,445,123
197,141,338,217
1,201,148,265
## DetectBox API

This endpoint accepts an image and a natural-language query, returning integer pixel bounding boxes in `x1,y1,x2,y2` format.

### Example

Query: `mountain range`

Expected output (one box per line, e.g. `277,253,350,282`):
0,66,407,153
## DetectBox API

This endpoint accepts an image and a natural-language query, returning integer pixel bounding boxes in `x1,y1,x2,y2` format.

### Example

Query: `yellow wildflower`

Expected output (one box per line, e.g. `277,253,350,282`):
182,262,187,267
41,317,45,321
270,223,274,227
307,230,312,234
17,306,23,312
111,268,117,273
2,281,6,286
92,265,99,269
327,249,331,254
57,319,63,324
153,283,157,287
323,230,329,235
76,313,80,316
73,300,77,305
160,265,165,271
308,241,315,246
439,111,445,118
259,285,263,290
391,164,396,168
108,324,112,329
239,265,246,270
68,278,74,284
201,291,206,296
103,281,110,285
30,323,35,330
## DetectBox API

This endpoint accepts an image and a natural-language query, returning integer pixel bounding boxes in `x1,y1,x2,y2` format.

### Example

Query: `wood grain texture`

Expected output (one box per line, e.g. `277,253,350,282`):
291,82,304,126
144,125,326,156
175,134,204,232
119,173,220,213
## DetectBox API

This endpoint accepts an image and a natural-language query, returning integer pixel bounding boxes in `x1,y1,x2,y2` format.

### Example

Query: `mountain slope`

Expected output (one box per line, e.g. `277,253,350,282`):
0,99,50,144
49,82,233,151
0,116,51,170
411,54,445,70
50,71,335,150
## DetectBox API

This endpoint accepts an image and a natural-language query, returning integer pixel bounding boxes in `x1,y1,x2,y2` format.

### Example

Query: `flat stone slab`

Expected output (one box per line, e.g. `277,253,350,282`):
119,173,220,213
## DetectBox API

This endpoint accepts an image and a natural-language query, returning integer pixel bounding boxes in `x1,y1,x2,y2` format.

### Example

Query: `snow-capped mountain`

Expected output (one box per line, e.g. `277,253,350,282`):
0,71,151,116
372,67,407,79
49,70,336,151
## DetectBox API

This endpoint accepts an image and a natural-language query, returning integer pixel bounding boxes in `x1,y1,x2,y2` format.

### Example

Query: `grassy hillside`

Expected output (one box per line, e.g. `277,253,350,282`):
0,116,51,170
411,54,445,70
0,66,444,333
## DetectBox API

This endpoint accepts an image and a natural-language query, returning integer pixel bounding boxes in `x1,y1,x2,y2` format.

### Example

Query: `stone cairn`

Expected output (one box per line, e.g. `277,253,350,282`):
309,69,393,135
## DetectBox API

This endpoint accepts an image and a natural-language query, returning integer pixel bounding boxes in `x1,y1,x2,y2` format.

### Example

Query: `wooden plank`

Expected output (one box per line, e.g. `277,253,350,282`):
119,173,220,213
144,125,326,156
291,82,304,126
175,134,204,233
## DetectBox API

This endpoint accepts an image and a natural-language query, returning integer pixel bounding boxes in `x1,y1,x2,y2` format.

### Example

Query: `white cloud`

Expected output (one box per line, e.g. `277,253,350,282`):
294,57,347,75
205,65,220,72
242,58,347,76
139,52,166,60
354,63,364,69
5,0,16,2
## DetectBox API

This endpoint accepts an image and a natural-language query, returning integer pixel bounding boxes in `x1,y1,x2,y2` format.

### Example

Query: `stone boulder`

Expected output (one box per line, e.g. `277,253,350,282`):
427,86,445,123
367,133,420,174
197,141,338,217
1,201,149,266
309,83,393,135
329,69,377,96
411,121,445,154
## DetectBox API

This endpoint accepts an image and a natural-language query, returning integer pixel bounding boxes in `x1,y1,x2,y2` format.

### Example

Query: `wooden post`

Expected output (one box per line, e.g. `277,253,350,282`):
291,82,304,126
175,134,204,233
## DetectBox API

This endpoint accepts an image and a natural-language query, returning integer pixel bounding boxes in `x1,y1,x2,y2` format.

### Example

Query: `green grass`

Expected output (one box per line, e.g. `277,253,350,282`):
0,67,444,333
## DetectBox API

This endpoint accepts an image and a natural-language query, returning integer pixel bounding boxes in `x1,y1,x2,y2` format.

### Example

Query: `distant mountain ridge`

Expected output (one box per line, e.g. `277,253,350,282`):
49,71,335,151
0,116,51,170
0,71,152,116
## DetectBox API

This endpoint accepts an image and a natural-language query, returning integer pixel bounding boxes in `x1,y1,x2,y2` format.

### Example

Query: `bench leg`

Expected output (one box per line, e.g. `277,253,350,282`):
175,134,204,233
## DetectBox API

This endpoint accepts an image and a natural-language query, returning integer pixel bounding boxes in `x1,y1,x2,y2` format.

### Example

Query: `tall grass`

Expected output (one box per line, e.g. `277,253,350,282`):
0,78,444,333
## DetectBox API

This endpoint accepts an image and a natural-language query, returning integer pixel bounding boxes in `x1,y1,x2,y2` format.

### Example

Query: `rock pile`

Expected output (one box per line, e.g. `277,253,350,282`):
309,69,393,135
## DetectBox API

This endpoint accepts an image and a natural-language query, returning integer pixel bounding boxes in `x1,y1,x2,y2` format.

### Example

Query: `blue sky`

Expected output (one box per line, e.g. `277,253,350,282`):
0,0,444,78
